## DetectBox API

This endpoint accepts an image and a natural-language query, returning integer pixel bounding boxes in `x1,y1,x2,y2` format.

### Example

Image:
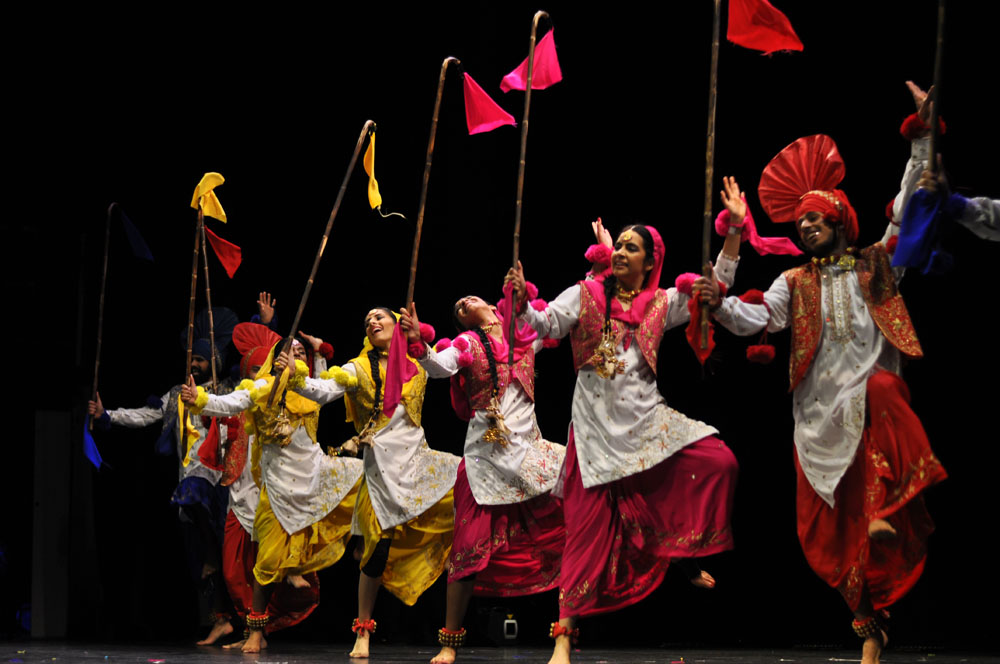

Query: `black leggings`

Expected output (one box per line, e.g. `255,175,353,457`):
361,538,392,578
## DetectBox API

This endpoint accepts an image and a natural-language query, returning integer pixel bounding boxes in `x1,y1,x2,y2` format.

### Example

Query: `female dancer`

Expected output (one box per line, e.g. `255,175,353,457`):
279,307,460,658
182,324,365,653
514,180,746,664
401,286,566,664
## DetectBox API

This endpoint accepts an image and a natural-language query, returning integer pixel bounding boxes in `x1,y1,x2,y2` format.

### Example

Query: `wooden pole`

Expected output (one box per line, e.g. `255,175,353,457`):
927,0,945,171
508,10,549,365
700,0,722,349
267,120,377,407
179,206,203,431
90,202,116,430
199,219,219,393
406,57,460,308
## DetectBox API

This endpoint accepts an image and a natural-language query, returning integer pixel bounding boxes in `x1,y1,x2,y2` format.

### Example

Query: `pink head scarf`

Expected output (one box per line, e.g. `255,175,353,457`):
584,224,665,327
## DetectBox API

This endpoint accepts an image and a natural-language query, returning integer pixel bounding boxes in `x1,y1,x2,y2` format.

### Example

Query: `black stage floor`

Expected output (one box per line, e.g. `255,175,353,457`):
2,643,995,664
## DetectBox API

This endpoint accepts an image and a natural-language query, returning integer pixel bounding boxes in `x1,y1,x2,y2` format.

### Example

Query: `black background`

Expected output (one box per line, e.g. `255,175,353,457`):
6,1,999,652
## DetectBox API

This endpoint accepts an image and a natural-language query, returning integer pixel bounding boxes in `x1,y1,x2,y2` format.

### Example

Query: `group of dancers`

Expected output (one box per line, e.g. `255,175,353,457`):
86,83,990,664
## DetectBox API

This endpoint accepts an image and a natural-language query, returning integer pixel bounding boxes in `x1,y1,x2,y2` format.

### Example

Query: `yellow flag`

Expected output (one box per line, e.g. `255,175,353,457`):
363,134,382,210
177,395,201,467
190,172,227,222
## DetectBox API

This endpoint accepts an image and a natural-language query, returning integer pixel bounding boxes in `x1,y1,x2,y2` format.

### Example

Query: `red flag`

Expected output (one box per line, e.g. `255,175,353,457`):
500,30,563,93
463,73,516,135
204,225,242,278
197,417,224,471
727,0,803,54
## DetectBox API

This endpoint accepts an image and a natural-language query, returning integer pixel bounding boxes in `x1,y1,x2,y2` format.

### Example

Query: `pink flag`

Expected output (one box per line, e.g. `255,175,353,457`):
500,30,563,93
463,73,516,135
727,0,803,54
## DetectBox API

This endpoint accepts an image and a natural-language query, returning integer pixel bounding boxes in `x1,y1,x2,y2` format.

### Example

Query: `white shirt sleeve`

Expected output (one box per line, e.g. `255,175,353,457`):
107,392,169,428
419,345,461,379
712,273,789,335
956,196,1000,241
201,383,262,417
292,364,357,404
521,284,581,340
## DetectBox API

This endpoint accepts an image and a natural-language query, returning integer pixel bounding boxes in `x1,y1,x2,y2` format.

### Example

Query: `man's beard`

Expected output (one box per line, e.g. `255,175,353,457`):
190,365,206,383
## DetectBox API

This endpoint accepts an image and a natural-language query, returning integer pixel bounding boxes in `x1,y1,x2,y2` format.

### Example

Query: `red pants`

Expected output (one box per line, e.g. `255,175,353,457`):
795,371,947,611
449,459,564,596
558,432,737,618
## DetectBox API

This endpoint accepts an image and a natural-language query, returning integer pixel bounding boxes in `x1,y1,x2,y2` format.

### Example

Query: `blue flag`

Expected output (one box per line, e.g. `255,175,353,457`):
83,416,104,470
892,188,953,275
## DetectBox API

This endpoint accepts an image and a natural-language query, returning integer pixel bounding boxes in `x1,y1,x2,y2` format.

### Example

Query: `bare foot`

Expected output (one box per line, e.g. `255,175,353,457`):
430,646,456,664
860,630,887,664
868,518,897,541
547,635,572,664
349,630,370,658
286,574,311,588
222,639,245,650
242,631,267,653
195,618,233,645
201,562,218,580
689,570,716,589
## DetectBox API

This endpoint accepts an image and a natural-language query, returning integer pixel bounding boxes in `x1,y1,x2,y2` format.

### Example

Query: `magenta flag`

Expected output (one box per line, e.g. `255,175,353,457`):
463,73,516,135
727,0,803,54
500,30,562,93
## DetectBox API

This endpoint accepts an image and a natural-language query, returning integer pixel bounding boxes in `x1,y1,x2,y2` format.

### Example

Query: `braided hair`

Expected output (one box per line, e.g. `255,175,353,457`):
470,328,500,398
366,347,383,413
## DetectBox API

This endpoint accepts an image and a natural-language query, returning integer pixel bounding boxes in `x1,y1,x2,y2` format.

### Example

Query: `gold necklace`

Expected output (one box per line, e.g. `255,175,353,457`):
480,320,499,333
615,285,642,302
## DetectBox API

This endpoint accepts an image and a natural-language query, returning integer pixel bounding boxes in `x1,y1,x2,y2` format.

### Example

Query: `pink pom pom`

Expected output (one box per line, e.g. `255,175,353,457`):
747,344,776,364
452,335,470,352
530,298,547,311
739,289,765,305
585,244,612,264
419,322,435,344
524,281,539,301
407,342,426,359
885,235,899,255
674,273,700,296
457,351,474,368
714,196,749,240
542,337,561,349
435,338,452,352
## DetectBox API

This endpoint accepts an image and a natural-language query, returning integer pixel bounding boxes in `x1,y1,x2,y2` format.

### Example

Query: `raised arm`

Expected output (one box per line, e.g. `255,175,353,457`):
101,392,168,428
711,273,791,336
181,375,258,417
276,350,356,405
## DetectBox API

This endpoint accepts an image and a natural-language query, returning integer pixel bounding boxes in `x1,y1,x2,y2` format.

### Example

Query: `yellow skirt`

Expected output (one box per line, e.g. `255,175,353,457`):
356,479,455,606
253,479,361,586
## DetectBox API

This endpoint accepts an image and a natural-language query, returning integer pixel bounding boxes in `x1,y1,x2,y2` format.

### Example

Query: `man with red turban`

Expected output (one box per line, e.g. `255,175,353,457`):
709,132,947,664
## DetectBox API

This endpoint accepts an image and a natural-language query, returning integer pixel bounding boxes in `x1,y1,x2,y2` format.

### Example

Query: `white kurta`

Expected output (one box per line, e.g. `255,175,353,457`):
518,253,737,489
227,435,260,535
108,384,223,485
201,383,364,536
419,338,566,505
294,364,460,530
713,266,901,507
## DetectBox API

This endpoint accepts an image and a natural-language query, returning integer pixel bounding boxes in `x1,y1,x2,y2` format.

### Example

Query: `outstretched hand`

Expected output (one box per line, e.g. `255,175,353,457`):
180,375,198,406
720,176,746,225
298,331,323,351
257,292,276,324
399,303,422,344
906,81,934,128
591,217,613,248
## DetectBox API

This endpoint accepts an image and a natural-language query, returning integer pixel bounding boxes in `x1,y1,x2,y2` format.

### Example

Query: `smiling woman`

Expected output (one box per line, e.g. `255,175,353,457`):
277,307,461,659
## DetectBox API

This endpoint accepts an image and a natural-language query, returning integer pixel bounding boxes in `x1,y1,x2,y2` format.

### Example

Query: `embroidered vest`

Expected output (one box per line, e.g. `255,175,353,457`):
570,284,671,376
784,243,923,392
349,359,427,432
463,333,536,410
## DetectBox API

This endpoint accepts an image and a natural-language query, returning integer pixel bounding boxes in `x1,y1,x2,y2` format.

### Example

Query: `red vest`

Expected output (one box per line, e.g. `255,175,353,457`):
784,243,923,392
463,332,536,410
570,284,671,376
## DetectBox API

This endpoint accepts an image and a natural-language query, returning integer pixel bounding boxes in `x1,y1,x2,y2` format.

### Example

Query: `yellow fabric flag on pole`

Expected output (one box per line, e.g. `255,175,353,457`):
177,394,201,467
363,134,382,210
190,172,228,222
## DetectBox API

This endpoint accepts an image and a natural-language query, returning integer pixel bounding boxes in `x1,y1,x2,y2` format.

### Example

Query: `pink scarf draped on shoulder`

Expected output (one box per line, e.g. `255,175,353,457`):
582,225,666,326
